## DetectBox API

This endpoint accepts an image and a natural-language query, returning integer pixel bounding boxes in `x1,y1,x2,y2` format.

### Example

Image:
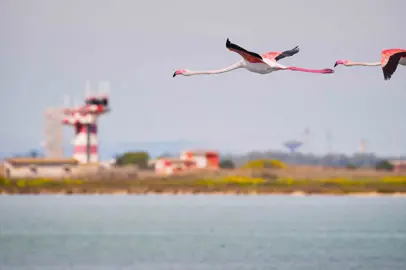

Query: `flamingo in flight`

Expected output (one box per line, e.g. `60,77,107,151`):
173,39,334,77
334,49,406,80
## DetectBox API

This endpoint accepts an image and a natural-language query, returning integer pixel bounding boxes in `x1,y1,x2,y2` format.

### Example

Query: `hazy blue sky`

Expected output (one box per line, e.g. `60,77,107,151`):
1,0,405,158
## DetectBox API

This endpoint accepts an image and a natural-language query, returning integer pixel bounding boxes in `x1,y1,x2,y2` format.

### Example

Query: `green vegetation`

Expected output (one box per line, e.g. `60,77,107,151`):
345,163,357,170
375,160,394,171
1,174,406,195
115,151,150,168
241,159,287,169
0,176,84,194
219,159,235,169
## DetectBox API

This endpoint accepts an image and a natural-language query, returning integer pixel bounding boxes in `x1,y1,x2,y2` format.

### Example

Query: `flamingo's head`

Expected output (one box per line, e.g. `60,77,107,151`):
334,60,348,67
173,69,188,77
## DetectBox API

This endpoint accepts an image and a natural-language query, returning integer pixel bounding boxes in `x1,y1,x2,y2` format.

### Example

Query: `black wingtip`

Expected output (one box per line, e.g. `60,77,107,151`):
383,71,391,80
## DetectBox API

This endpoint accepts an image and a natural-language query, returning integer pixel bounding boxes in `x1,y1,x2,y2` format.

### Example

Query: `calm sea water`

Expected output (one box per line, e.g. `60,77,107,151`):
0,195,405,270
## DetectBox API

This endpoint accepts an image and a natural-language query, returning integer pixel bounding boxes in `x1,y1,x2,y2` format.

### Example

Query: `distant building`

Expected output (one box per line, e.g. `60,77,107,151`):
149,150,220,175
389,160,406,172
180,150,219,169
3,158,79,178
151,158,196,175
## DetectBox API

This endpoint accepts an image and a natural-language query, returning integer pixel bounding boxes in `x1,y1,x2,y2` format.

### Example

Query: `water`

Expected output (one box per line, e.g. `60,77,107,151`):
0,195,405,270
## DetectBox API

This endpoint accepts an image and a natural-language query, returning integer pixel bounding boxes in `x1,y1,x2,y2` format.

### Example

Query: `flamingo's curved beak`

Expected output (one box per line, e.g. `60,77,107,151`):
334,62,338,67
173,72,177,78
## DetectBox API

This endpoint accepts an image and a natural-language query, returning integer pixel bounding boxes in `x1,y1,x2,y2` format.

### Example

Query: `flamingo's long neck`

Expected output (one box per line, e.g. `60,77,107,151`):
285,66,331,74
346,61,381,67
186,62,242,76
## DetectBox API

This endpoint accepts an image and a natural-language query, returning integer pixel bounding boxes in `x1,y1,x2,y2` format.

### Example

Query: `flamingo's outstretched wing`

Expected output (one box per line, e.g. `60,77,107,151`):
381,49,406,80
262,46,300,62
226,39,264,63
275,46,300,61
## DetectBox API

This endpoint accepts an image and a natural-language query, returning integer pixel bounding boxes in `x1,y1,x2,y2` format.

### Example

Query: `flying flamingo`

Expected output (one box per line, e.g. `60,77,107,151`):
334,49,406,80
173,39,334,78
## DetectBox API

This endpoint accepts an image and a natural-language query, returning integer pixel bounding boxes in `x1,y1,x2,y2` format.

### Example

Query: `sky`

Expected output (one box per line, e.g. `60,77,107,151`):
1,0,405,158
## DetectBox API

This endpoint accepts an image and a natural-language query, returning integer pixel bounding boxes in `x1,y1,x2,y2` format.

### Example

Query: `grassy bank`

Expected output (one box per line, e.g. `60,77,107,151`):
1,175,406,195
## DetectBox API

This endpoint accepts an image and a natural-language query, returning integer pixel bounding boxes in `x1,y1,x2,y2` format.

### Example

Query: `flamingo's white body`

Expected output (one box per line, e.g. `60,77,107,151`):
241,59,284,74
334,48,406,80
173,39,334,77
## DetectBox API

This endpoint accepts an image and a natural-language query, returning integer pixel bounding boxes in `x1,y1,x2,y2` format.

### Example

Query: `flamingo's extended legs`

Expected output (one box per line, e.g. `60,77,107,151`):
286,66,334,74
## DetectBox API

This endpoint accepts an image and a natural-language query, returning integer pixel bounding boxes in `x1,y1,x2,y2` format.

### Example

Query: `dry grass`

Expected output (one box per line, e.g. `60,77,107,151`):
253,165,404,180
2,165,406,195
0,163,4,178
2,163,403,182
162,166,405,182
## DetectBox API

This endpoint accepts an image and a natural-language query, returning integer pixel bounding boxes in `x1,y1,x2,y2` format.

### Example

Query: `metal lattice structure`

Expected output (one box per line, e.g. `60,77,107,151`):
43,107,64,158
42,80,110,163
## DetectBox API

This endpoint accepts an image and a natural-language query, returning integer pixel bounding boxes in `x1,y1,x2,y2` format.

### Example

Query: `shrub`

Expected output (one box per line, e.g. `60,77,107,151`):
241,159,287,169
219,159,235,169
346,164,357,170
220,176,265,185
381,176,406,184
375,160,394,171
0,176,10,186
115,151,150,168
0,178,84,187
196,176,265,186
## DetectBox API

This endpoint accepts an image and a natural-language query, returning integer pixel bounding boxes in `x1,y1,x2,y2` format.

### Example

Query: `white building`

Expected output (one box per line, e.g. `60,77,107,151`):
3,158,79,178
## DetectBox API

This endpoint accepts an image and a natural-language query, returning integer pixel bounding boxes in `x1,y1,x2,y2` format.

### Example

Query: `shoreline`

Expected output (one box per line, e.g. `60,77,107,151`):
1,189,406,197
2,175,406,197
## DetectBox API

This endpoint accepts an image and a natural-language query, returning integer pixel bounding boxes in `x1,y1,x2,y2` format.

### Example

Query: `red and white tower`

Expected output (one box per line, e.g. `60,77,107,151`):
62,81,110,164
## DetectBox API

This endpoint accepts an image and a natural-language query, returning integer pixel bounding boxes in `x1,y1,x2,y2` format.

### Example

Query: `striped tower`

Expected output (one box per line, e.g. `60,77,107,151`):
62,81,110,164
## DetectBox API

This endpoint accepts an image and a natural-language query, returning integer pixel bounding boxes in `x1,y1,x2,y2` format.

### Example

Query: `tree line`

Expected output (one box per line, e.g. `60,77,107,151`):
113,151,395,171
11,149,396,171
